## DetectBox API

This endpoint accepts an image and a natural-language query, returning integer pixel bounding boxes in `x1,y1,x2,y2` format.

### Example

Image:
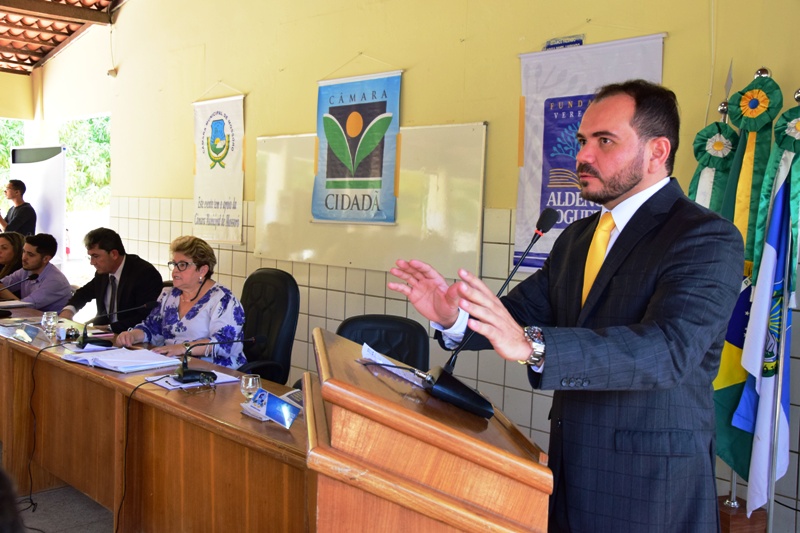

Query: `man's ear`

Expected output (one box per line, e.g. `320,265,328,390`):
647,137,671,173
42,255,53,265
109,250,120,261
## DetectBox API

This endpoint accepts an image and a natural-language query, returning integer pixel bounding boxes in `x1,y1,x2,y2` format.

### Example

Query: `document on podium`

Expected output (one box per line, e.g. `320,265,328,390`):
62,347,181,373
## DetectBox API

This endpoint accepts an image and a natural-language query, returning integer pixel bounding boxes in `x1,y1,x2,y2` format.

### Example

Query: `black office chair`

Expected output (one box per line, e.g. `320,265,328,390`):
237,268,300,385
336,314,430,371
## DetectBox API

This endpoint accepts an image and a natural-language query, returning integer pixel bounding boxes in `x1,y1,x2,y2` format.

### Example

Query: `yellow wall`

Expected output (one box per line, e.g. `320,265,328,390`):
0,72,34,120
32,0,800,209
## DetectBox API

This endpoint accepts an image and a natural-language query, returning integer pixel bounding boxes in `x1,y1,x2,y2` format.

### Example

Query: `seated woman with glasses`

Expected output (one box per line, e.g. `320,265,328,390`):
115,236,247,369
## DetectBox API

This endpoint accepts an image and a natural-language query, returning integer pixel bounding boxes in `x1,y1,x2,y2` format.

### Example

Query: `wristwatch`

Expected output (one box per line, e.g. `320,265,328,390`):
519,326,546,366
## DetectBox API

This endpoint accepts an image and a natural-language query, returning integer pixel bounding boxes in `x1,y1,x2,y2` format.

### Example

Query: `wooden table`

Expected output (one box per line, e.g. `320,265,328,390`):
0,311,309,532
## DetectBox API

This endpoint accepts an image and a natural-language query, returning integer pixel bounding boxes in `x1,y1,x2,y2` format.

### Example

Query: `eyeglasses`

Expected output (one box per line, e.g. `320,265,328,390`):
167,261,195,271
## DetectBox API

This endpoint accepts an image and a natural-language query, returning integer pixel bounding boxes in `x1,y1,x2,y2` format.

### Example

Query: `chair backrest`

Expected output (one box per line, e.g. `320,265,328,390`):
336,314,429,371
239,268,300,385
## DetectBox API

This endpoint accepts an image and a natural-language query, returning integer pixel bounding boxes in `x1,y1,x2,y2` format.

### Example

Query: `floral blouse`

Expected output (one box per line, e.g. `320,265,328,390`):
135,284,247,369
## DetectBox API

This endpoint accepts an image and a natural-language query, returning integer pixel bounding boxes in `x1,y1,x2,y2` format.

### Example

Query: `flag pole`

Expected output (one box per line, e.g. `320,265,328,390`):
766,237,792,533
725,472,740,508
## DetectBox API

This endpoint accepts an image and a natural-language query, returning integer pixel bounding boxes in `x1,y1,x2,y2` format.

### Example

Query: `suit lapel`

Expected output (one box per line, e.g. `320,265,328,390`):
578,180,683,323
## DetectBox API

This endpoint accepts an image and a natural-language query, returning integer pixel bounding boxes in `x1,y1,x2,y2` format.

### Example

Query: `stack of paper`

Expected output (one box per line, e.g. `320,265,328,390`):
62,347,181,373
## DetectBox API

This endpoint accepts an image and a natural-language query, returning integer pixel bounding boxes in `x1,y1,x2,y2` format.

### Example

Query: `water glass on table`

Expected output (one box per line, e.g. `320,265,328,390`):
240,374,261,400
40,311,58,337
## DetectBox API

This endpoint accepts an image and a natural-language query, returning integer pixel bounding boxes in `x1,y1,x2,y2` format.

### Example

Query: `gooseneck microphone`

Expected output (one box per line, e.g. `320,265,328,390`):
77,301,159,349
0,273,40,294
174,335,267,384
0,274,39,318
423,208,559,418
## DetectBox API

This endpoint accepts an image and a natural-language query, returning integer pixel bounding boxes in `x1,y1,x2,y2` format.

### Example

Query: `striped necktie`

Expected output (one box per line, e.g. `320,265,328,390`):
582,212,615,305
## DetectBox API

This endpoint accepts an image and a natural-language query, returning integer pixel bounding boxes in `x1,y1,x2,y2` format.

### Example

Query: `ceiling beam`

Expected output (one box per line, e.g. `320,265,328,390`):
0,65,30,75
32,21,92,70
0,16,73,37
0,0,110,25
0,55,32,66
0,30,55,48
0,44,41,58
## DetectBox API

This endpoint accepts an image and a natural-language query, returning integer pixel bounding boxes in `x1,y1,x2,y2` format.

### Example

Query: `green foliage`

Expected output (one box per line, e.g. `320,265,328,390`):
59,116,111,211
0,119,25,183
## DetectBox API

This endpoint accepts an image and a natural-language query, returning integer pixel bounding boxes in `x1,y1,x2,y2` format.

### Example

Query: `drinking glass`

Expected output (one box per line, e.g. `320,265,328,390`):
41,311,58,337
240,374,261,400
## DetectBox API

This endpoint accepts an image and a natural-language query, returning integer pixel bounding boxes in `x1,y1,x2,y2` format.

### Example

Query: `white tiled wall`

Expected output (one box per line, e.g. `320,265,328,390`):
109,196,800,531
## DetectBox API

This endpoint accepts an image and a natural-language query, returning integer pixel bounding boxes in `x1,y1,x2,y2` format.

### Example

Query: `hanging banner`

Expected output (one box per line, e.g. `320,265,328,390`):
312,71,401,223
516,34,664,270
192,94,245,243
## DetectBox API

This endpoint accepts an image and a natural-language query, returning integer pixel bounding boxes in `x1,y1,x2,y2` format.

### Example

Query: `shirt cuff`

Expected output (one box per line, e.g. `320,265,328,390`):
431,308,469,349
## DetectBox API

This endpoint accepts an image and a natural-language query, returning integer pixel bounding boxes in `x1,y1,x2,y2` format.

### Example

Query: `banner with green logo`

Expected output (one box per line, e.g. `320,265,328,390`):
313,71,401,223
192,94,245,243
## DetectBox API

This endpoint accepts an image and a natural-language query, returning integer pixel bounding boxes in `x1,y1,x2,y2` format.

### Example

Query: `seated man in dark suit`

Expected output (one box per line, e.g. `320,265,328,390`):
60,228,163,333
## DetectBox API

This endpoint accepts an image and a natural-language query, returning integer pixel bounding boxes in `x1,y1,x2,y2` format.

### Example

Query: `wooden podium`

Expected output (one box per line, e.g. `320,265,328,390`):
304,328,552,532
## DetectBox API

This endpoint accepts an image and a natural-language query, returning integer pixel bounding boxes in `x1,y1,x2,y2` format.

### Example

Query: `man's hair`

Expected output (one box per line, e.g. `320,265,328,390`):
171,236,216,278
84,227,126,256
25,233,58,258
7,180,25,195
594,79,680,174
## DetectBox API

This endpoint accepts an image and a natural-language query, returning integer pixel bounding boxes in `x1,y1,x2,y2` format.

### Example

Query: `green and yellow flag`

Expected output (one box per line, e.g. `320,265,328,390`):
689,122,739,212
710,75,783,479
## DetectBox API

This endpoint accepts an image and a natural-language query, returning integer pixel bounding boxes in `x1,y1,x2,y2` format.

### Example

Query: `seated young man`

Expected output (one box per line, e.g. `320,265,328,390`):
0,233,72,312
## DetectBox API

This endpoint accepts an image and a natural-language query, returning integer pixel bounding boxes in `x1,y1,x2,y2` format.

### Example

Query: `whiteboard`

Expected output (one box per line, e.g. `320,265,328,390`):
255,123,485,278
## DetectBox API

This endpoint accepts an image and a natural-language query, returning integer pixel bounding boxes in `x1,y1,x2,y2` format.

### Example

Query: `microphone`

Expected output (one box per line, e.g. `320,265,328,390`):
424,208,558,418
0,274,40,318
77,301,159,349
0,273,40,293
174,335,267,384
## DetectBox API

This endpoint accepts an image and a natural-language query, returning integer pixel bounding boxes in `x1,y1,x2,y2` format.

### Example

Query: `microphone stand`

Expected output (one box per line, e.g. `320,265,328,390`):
76,301,158,349
77,321,113,348
173,337,262,384
0,274,39,318
423,208,559,419
175,345,217,384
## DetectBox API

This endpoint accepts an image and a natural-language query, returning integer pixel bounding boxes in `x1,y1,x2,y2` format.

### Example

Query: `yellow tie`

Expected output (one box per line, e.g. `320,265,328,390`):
582,212,615,305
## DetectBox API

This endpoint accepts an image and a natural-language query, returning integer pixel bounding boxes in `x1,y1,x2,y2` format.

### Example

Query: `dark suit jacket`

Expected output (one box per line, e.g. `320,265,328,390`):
66,254,163,333
462,180,743,532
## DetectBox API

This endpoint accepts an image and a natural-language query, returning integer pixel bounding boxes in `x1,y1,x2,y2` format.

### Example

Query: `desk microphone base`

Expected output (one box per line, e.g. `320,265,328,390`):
424,366,494,419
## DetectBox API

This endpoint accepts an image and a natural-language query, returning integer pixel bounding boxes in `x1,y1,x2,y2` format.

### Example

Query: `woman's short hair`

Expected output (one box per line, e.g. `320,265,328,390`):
0,232,24,279
171,236,216,278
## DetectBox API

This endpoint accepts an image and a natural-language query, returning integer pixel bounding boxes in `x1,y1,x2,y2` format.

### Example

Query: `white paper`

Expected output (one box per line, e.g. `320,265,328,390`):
360,343,426,388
